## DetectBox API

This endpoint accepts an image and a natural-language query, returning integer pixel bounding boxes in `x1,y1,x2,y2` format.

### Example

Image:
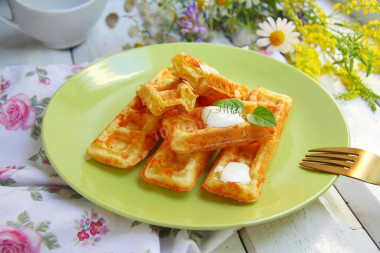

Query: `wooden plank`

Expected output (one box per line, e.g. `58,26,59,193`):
239,187,379,253
335,177,380,248
0,1,72,66
210,232,246,253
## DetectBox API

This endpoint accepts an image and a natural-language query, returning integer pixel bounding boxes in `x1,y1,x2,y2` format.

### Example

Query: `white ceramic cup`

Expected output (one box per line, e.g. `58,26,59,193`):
0,0,106,49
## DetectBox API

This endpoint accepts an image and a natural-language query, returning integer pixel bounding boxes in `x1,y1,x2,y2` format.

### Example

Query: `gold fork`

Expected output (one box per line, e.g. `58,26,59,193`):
299,147,380,185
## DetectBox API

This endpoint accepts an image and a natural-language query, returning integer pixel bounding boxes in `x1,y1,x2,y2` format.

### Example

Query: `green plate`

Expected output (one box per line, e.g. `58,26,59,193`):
42,43,350,230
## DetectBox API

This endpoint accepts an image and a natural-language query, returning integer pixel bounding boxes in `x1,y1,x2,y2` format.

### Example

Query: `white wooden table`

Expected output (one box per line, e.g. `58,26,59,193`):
1,0,379,252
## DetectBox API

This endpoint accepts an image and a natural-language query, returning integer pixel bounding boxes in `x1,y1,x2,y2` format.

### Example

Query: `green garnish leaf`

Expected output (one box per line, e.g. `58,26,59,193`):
212,98,277,127
247,106,277,127
212,98,244,113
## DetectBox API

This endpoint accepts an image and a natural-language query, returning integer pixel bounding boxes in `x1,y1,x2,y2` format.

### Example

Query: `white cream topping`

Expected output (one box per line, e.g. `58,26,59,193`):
201,106,245,128
199,63,219,75
214,162,251,184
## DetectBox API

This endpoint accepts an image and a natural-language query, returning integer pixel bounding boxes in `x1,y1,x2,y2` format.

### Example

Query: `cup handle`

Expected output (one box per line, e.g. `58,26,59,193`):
0,1,21,31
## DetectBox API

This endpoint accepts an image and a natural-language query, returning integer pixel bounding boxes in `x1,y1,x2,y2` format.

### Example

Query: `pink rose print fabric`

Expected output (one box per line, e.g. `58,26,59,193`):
0,64,234,252
1,75,11,92
0,165,24,181
0,93,36,131
0,165,24,186
1,211,59,252
0,225,42,253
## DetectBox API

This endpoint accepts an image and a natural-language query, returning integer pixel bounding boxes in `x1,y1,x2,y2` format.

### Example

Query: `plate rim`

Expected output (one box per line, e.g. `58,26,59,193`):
42,43,351,230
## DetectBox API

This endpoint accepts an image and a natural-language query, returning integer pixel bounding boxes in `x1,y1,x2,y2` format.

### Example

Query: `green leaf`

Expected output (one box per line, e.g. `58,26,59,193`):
0,94,7,102
39,149,47,157
30,125,41,140
35,221,51,232
42,233,61,250
70,193,83,199
24,221,34,228
31,96,38,107
6,221,20,228
36,68,48,76
0,178,16,186
17,211,30,226
31,191,43,201
34,107,44,115
28,153,39,161
366,51,374,77
247,106,277,127
131,220,141,228
212,98,244,113
36,116,43,125
37,97,51,107
25,71,35,77
367,64,373,77
27,186,41,191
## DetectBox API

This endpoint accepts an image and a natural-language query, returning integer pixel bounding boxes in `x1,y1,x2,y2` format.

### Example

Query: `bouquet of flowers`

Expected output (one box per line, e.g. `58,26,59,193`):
106,0,380,111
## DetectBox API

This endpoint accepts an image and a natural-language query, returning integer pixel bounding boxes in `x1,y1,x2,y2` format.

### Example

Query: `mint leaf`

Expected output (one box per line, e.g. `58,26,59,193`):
212,98,244,113
247,106,277,127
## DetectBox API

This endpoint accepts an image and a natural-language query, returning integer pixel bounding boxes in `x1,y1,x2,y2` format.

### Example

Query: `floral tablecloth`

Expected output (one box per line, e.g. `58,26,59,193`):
0,64,237,253
1,53,379,252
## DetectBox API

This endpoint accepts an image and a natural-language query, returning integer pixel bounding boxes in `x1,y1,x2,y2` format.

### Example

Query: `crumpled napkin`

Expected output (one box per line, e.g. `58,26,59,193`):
0,64,236,253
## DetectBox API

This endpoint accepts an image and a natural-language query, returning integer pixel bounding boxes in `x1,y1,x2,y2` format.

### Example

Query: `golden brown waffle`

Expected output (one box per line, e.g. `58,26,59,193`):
137,68,198,116
160,101,275,154
202,86,292,202
170,53,250,104
86,96,160,168
141,141,212,191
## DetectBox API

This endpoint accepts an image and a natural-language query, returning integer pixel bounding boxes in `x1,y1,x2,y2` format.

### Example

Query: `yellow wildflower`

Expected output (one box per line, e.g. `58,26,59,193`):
321,62,337,75
333,0,380,15
333,3,341,12
300,24,336,53
316,5,328,24
293,44,322,80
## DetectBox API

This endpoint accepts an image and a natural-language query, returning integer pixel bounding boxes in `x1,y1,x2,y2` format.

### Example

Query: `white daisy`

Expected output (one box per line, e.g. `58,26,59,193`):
256,17,300,54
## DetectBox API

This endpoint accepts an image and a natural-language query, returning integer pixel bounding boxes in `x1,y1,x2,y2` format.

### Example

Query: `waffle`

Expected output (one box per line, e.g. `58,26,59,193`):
137,68,198,116
170,53,250,104
86,96,160,168
141,141,212,191
160,101,275,153
202,86,292,202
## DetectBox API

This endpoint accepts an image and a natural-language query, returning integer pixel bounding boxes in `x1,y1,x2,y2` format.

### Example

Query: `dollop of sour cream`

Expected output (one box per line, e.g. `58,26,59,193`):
214,162,251,184
200,63,219,75
202,106,245,128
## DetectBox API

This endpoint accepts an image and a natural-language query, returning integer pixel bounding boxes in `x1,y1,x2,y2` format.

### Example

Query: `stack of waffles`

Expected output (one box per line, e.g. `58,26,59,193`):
86,53,292,202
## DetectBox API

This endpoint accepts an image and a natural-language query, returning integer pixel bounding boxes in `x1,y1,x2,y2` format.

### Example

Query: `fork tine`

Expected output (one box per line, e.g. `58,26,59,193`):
308,147,360,155
299,162,348,176
301,147,380,185
302,158,353,168
305,153,358,162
